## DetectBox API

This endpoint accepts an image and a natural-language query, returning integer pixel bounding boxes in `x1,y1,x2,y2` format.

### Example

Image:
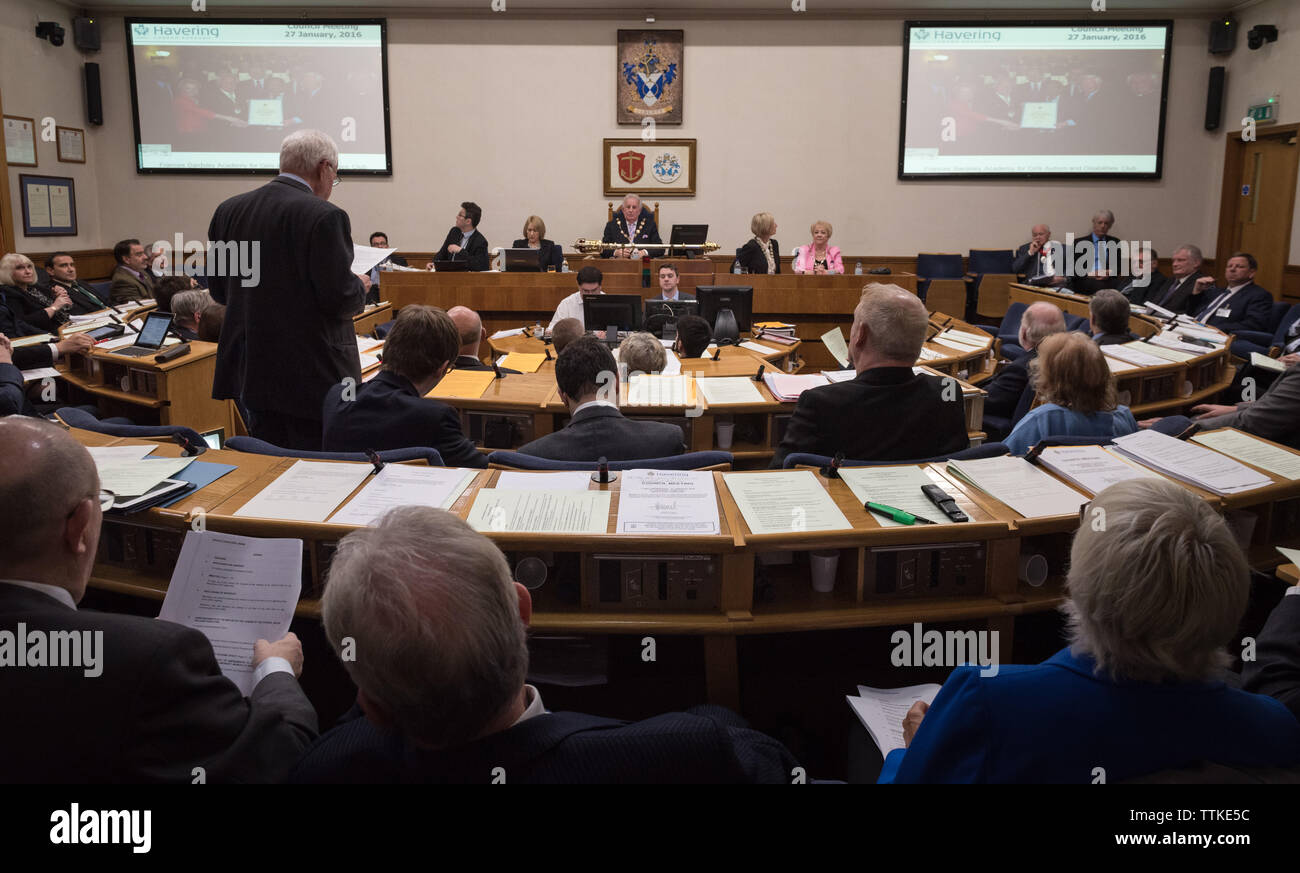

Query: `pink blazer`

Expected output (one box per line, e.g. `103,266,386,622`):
793,245,843,274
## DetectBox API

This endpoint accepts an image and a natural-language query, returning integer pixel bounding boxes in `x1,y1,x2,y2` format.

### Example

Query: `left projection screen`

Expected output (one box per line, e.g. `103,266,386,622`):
126,19,391,174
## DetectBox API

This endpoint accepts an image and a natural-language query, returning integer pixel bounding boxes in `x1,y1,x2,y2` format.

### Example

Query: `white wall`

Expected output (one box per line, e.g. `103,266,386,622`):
6,3,1299,265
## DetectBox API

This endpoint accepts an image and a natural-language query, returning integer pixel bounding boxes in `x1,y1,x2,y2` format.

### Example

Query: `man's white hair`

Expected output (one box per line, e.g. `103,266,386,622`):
854,283,927,361
1064,479,1248,683
170,289,211,325
622,193,641,207
1092,209,1115,223
322,506,528,749
1175,244,1204,264
279,129,339,177
1021,301,1066,350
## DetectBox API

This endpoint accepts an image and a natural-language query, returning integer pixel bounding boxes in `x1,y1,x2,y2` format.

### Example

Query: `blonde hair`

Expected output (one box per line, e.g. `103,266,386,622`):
1030,331,1116,415
619,331,667,375
810,220,833,238
0,252,35,286
522,215,546,239
750,212,776,238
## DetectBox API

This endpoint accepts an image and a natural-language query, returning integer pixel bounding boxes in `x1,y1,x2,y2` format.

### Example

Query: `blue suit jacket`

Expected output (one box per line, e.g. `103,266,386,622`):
879,648,1300,784
321,370,487,468
1192,282,1274,335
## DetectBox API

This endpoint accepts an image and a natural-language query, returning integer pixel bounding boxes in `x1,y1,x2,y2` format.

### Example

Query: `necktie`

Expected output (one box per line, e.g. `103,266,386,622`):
1199,290,1233,322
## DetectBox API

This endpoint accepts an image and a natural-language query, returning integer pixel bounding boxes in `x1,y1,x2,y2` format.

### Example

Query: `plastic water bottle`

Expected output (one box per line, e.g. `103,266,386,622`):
561,261,570,273
854,261,863,276
732,260,742,275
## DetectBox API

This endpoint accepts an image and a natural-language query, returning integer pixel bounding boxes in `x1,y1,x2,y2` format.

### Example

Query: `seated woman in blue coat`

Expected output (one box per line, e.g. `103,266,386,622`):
879,477,1300,783
1003,330,1137,455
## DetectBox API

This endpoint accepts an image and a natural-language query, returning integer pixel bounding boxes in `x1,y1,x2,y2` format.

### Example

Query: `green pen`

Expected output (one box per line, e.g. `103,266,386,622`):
865,501,937,525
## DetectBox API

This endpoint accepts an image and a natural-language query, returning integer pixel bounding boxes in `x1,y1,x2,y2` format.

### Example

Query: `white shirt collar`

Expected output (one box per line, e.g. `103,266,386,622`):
277,172,312,190
660,289,679,300
573,399,618,416
511,684,546,726
0,579,76,610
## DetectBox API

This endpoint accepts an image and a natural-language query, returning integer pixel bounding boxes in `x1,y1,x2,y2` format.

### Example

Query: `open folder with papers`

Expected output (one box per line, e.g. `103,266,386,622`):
1112,429,1273,495
945,456,1089,519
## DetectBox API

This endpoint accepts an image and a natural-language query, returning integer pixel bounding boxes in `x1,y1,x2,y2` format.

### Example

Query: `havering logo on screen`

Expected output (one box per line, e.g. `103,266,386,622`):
915,29,1002,41
134,23,219,39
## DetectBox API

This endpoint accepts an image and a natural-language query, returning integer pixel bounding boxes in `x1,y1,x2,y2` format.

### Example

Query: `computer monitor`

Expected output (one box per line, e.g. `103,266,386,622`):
582,294,644,337
432,259,470,272
668,224,708,257
695,286,753,344
502,248,542,272
643,298,698,339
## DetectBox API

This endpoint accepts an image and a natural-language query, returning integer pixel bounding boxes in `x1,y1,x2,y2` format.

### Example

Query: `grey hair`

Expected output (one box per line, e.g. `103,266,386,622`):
1175,244,1204,264
619,331,666,375
170,289,211,325
621,193,641,207
1093,209,1115,223
855,283,928,362
1063,479,1248,683
279,129,339,177
322,506,528,749
1088,289,1129,337
0,252,34,286
0,418,98,569
1021,301,1066,349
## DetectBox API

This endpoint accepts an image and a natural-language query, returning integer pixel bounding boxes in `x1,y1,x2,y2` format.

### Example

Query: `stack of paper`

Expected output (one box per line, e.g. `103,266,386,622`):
234,460,372,522
762,373,831,402
946,456,1089,518
1112,429,1273,495
824,370,857,383
498,352,547,373
1174,324,1225,345
626,374,694,407
839,466,955,527
696,377,764,405
722,470,852,535
95,456,195,497
495,471,593,491
1103,355,1138,374
1102,343,1172,368
489,328,527,340
1250,353,1286,374
328,466,479,526
917,347,945,361
615,469,720,535
21,367,60,383
1137,339,1195,362
847,684,942,754
467,489,611,534
1192,429,1300,481
739,340,780,354
12,333,55,347
1035,445,1164,496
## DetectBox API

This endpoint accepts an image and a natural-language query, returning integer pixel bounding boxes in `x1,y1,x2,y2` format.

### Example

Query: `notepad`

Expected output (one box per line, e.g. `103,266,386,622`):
839,466,955,527
696,376,764,405
1192,429,1300,481
946,456,1089,519
234,460,371,522
329,465,479,526
467,489,611,534
429,368,496,399
498,352,547,373
1250,352,1286,374
722,471,852,535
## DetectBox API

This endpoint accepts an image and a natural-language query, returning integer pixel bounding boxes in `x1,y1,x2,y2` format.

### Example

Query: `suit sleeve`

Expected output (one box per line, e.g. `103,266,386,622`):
434,229,455,262
0,362,25,416
878,668,991,784
982,362,1028,418
469,236,490,272
432,404,489,468
307,208,366,320
125,623,318,783
1242,594,1300,721
771,391,823,468
207,214,231,305
599,220,617,258
1227,367,1300,443
644,219,661,245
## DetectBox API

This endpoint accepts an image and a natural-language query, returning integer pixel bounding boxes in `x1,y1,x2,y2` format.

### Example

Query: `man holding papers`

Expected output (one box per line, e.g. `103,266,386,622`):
1191,361,1300,450
322,306,488,467
0,419,318,782
294,507,798,783
879,479,1300,783
772,284,967,467
207,130,369,451
517,337,685,461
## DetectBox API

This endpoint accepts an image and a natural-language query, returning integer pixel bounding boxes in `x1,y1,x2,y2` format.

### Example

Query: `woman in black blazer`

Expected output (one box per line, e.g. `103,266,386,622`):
513,215,565,272
735,212,780,274
0,253,70,332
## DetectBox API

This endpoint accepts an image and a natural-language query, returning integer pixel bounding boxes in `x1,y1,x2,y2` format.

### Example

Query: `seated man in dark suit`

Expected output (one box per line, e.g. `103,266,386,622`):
432,202,490,271
42,252,112,314
322,305,488,467
1116,247,1167,306
366,231,408,303
517,337,685,461
1088,289,1134,346
0,418,318,782
108,238,156,304
1143,244,1205,314
649,263,695,301
1189,360,1300,450
601,193,660,259
773,284,968,467
980,301,1066,437
1068,209,1124,294
447,305,518,373
1011,223,1066,287
292,506,799,783
1185,252,1274,335
1243,581,1300,721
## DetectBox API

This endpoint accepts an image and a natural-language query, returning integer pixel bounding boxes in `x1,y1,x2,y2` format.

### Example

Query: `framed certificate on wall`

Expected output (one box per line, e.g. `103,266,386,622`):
19,174,78,236
56,126,86,163
4,115,37,167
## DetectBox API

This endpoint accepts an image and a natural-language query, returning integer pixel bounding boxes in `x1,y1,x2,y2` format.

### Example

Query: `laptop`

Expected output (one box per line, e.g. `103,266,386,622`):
502,248,543,272
113,311,174,357
432,259,470,272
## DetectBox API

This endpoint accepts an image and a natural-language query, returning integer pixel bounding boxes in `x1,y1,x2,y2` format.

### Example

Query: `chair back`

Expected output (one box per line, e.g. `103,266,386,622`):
968,249,1014,274
488,450,731,471
226,436,444,465
56,407,207,454
782,442,1008,468
915,253,964,279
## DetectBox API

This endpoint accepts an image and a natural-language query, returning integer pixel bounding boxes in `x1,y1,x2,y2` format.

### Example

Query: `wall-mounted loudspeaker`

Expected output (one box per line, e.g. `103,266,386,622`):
84,62,103,126
73,16,100,52
1205,66,1225,131
1209,17,1237,54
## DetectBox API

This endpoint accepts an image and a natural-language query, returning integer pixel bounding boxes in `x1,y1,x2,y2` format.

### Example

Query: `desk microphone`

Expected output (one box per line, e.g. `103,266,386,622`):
1175,422,1202,441
365,449,385,474
491,360,505,379
710,348,721,361
154,343,190,363
820,452,843,479
544,347,553,361
171,431,207,457
591,455,618,484
753,363,765,382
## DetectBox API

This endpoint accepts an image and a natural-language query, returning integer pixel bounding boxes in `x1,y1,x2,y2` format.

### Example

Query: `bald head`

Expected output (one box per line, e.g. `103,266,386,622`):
447,306,484,357
850,283,928,370
551,317,583,354
0,418,101,595
1020,301,1067,351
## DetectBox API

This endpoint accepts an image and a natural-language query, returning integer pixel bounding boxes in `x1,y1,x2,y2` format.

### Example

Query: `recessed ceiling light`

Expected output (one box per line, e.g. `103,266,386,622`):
646,15,655,23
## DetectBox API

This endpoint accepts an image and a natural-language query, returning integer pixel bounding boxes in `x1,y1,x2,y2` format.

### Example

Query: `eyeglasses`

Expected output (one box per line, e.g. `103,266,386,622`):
330,166,342,188
99,490,116,512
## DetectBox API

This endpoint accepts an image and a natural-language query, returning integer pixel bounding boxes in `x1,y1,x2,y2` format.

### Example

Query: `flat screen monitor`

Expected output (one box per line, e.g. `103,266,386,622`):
643,298,698,339
125,18,392,174
668,224,709,248
583,294,645,335
502,248,542,272
899,20,1172,179
696,286,753,339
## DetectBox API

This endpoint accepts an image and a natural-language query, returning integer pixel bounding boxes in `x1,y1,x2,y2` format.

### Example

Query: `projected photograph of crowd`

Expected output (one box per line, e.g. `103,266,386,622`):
904,50,1166,157
133,45,387,155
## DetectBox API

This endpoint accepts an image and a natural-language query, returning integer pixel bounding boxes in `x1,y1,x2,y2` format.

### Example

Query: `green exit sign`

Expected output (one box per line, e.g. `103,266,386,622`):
1247,102,1278,123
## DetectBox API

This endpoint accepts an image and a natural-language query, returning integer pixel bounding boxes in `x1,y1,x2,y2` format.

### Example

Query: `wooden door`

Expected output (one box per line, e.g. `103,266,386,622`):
1217,124,1299,296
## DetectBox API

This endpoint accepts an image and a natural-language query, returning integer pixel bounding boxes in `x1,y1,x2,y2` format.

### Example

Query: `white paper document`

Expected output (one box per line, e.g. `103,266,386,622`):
824,369,858,384
95,457,195,497
847,684,942,754
490,328,527,340
467,489,611,534
762,372,830,402
1035,445,1163,496
328,466,479,526
739,341,778,355
626,374,692,406
722,471,852,535
10,333,54,347
96,333,140,351
929,336,981,354
917,346,945,361
86,445,155,463
234,460,372,522
1192,430,1300,481
616,469,720,535
351,244,396,275
696,376,764,405
946,456,1089,519
159,531,302,696
494,471,593,492
1103,355,1138,373
821,327,850,368
1136,339,1196,362
943,328,991,346
1278,547,1300,568
1112,429,1273,495
20,367,60,383
1249,353,1286,374
1103,342,1175,368
839,466,954,527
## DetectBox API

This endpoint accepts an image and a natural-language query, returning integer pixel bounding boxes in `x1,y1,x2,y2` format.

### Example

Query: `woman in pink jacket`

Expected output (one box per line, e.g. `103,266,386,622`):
792,220,844,275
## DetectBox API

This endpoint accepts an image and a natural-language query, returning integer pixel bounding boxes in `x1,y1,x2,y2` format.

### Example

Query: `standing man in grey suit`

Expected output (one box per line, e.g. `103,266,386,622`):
0,418,317,782
208,130,369,450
